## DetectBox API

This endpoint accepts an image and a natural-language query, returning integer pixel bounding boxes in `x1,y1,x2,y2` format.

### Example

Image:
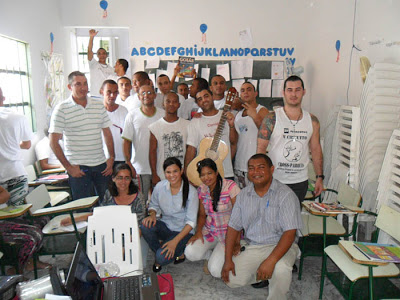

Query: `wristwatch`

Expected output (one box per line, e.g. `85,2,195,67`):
316,175,325,180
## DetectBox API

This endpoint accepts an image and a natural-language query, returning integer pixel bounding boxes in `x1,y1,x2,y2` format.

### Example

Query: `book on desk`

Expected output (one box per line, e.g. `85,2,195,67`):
310,202,355,214
353,241,400,263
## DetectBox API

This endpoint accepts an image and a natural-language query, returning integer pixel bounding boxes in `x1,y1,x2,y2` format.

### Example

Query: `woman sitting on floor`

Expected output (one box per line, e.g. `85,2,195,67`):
61,163,149,267
0,186,50,274
185,158,241,278
141,157,198,272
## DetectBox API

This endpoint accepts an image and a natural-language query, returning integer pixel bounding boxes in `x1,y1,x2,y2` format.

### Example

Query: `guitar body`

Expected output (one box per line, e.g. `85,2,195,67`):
187,138,228,186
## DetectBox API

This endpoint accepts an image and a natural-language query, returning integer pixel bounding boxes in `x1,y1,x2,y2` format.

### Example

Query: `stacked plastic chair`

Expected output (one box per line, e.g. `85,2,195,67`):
358,63,400,211
375,129,400,245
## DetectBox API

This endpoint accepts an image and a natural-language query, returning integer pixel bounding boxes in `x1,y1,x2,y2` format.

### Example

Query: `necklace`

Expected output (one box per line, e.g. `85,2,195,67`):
283,107,302,142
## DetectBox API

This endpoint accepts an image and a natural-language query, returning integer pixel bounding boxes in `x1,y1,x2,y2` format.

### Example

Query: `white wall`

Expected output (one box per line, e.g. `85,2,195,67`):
0,0,65,164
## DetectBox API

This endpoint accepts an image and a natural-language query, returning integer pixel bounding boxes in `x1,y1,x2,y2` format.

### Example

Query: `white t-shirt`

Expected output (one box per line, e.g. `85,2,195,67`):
187,110,234,177
122,107,164,174
268,107,313,184
89,59,114,98
116,95,140,112
49,96,112,166
0,108,33,182
148,118,190,179
35,136,62,166
179,97,199,120
234,105,263,172
103,105,128,161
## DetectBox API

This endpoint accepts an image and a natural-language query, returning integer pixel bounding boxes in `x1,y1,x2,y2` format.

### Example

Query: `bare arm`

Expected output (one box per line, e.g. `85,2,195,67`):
226,112,238,159
39,158,62,171
123,138,136,177
149,133,161,185
0,186,10,204
256,229,296,281
20,140,31,150
88,29,98,61
257,112,276,154
102,127,115,176
49,133,84,177
309,114,323,196
221,226,241,282
184,145,197,174
170,63,180,90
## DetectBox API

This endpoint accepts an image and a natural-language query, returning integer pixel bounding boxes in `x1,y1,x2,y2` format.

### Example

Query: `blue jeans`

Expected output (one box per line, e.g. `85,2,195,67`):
68,163,111,201
140,220,192,266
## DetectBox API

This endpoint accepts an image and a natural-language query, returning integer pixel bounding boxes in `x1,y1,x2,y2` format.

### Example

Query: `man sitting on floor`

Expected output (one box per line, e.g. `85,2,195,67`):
222,153,302,300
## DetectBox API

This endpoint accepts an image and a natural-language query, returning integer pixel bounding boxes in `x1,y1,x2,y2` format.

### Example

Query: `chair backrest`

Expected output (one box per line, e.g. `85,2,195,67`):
86,206,142,276
25,165,37,182
25,184,51,213
337,183,362,207
376,205,400,242
34,161,43,176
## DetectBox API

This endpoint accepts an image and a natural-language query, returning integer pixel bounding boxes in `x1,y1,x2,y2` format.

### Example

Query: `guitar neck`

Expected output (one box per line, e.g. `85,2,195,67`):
210,105,230,152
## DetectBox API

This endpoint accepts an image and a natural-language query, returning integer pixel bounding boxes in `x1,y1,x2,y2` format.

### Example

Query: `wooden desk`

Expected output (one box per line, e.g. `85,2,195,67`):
338,240,389,266
30,196,98,217
41,167,66,175
28,174,69,187
0,204,32,220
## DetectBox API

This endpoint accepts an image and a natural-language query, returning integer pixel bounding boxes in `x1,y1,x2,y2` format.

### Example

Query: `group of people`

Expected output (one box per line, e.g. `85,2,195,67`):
0,30,324,299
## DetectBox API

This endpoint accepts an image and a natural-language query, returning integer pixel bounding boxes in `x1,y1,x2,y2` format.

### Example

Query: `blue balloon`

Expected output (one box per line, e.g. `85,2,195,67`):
50,32,54,43
100,0,108,10
200,24,208,34
335,40,341,51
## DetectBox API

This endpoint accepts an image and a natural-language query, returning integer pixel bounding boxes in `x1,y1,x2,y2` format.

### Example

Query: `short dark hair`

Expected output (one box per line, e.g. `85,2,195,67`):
163,157,189,208
164,91,179,102
109,163,138,196
194,78,209,91
117,76,131,84
133,71,149,81
117,59,129,72
242,81,256,91
101,79,117,89
177,82,188,88
283,75,304,90
195,88,213,102
210,75,226,84
68,71,86,85
248,153,273,167
97,47,107,54
157,74,170,81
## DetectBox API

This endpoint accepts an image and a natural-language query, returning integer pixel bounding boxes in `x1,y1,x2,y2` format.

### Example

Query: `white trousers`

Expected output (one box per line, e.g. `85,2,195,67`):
227,243,299,300
184,238,225,278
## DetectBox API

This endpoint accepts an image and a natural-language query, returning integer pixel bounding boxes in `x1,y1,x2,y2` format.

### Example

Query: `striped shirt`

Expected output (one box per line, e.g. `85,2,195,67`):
49,96,112,166
229,179,302,245
198,179,240,244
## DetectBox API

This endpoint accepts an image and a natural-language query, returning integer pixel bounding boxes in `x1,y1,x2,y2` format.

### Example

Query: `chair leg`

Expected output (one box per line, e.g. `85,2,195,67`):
368,266,374,300
319,253,328,299
33,253,38,279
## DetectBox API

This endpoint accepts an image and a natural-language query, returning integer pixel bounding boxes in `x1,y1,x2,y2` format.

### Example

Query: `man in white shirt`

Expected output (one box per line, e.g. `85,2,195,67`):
101,79,128,166
116,77,139,112
210,75,227,109
0,87,33,205
35,129,62,171
184,88,237,182
49,71,115,201
149,91,190,185
154,75,185,109
177,83,189,100
122,85,164,203
107,58,129,82
87,29,114,98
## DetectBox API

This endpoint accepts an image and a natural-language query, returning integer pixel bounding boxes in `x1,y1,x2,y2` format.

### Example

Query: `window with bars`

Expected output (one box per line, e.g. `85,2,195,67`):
0,34,35,130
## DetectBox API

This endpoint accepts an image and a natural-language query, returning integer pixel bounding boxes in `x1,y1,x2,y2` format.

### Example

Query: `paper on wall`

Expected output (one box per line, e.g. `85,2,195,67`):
247,79,258,91
146,56,160,69
232,79,245,92
272,79,284,97
259,79,272,97
216,63,230,81
167,62,179,82
201,67,210,82
271,61,284,79
243,59,253,77
239,27,253,48
231,60,244,79
148,73,156,87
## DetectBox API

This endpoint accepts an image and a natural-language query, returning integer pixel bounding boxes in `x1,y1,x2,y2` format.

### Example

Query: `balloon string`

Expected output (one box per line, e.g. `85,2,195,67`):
336,51,340,62
50,43,53,55
103,10,108,18
202,33,207,44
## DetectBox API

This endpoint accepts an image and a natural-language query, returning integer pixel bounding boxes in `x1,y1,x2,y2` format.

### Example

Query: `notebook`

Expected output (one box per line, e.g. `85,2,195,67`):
64,242,160,300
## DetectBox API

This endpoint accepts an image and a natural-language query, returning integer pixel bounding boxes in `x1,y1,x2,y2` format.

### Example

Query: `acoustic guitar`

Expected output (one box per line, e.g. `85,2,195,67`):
187,87,238,186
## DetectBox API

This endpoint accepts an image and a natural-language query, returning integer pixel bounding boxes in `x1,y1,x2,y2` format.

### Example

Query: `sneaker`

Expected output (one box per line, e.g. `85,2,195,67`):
251,280,269,289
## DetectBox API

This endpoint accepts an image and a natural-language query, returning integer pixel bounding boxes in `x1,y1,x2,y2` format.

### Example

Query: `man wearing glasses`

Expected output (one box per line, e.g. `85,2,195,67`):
122,85,164,203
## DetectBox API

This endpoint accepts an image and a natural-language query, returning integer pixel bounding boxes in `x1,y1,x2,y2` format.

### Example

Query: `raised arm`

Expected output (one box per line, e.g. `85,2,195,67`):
309,114,323,196
88,29,98,62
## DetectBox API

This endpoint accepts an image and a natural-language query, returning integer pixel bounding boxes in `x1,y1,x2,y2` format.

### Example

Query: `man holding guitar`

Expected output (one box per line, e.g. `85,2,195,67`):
184,88,237,186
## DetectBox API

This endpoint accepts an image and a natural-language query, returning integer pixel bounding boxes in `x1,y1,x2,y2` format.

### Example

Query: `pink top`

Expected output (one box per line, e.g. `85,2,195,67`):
198,179,240,244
